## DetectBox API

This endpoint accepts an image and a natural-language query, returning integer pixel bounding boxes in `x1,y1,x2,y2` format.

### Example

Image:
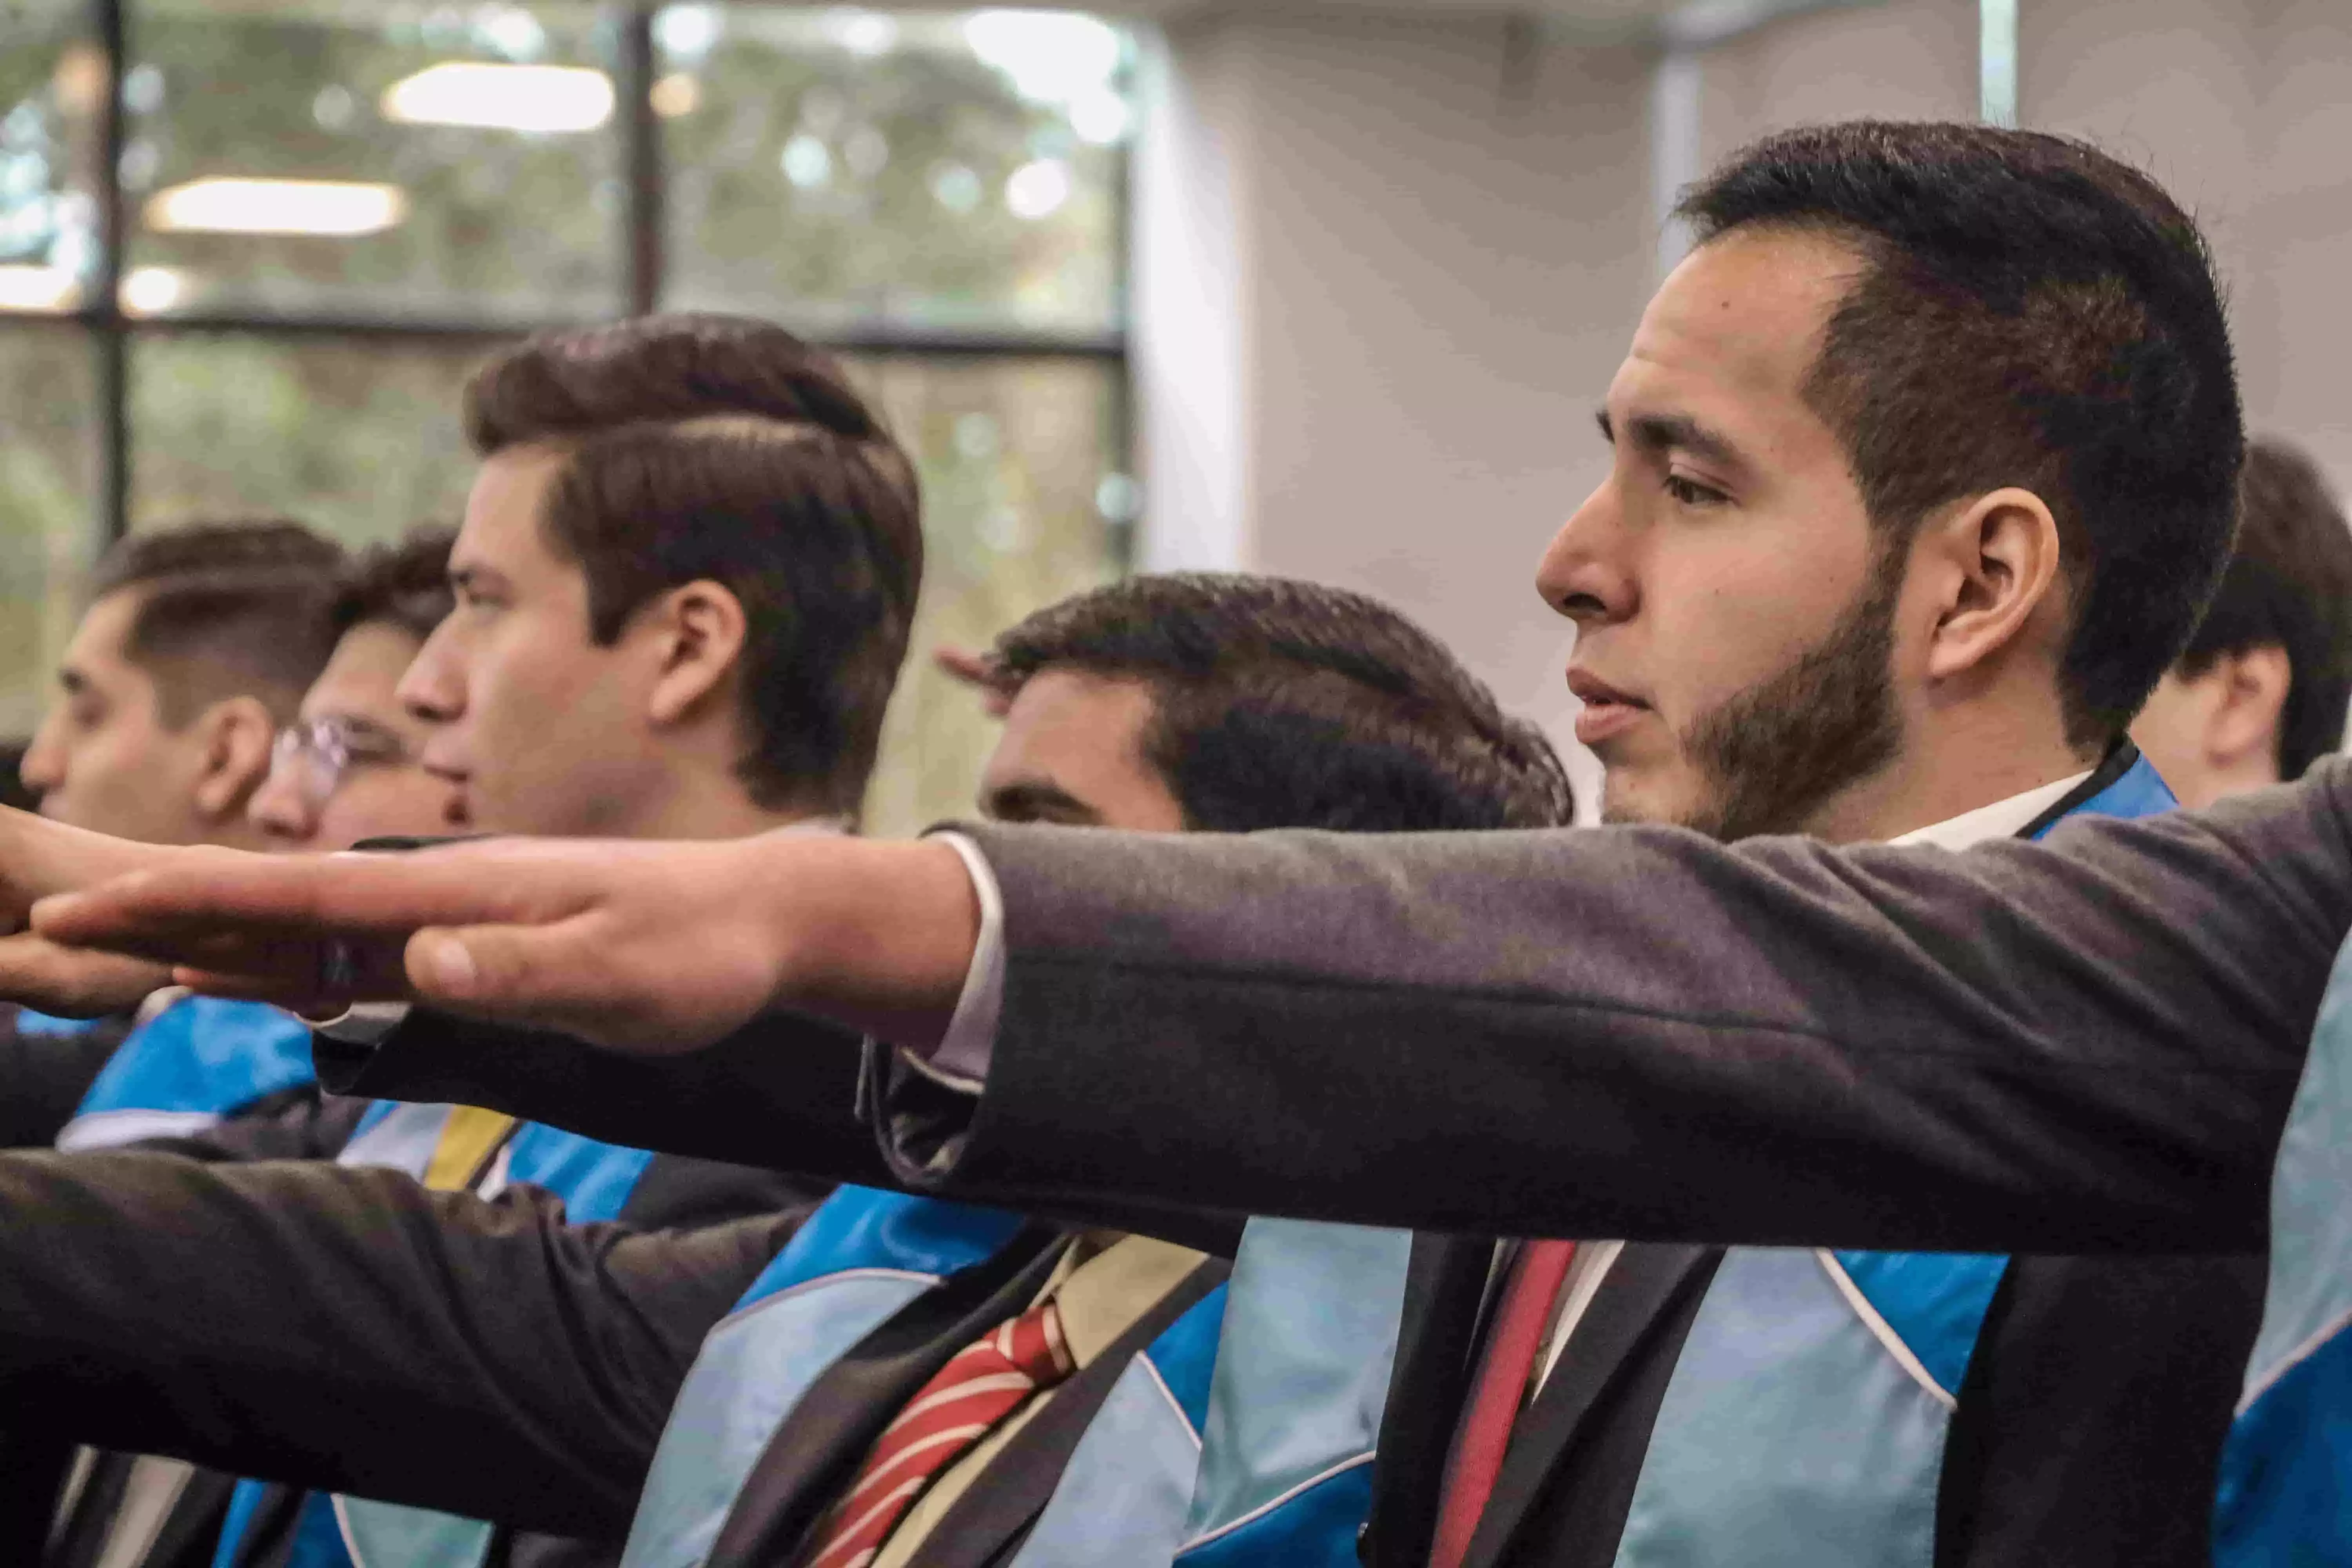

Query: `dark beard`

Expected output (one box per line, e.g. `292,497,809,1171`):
1655,552,1906,842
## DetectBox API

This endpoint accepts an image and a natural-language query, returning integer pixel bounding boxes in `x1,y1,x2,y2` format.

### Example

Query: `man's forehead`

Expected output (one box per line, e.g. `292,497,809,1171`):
299,624,417,724
63,589,143,673
1621,229,1861,406
983,670,1152,776
458,445,570,568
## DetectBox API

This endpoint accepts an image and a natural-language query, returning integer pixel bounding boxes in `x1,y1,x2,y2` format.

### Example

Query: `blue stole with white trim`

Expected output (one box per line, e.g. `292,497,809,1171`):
1004,1283,1230,1567
57,995,315,1151
621,1185,1031,1568
211,1102,659,1568
1188,754,2174,1568
2214,932,2352,1565
1610,753,2174,1568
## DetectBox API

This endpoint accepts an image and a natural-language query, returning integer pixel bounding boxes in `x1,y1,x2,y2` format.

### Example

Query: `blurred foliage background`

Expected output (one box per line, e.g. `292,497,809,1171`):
0,0,1132,832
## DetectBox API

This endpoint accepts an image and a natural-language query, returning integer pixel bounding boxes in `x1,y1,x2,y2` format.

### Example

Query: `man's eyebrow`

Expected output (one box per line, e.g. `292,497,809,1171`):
447,564,502,594
55,666,87,697
1599,408,1746,471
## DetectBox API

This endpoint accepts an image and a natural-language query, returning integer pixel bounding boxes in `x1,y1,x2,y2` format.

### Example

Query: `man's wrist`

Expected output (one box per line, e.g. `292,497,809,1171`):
753,833,979,1051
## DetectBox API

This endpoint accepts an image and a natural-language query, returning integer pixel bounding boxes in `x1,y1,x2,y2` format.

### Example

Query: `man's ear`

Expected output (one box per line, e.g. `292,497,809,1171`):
2207,644,2293,768
1918,487,2066,684
189,696,278,822
644,580,750,727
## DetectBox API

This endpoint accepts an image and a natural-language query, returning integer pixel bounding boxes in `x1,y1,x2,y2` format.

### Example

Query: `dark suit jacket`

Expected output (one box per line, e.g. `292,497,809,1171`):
316,1010,1247,1258
1348,753,2277,1567
1359,1236,2265,1568
298,777,2352,1567
0,1145,1240,1568
15,1143,824,1568
866,766,2352,1253
0,1004,134,1149
327,766,2352,1256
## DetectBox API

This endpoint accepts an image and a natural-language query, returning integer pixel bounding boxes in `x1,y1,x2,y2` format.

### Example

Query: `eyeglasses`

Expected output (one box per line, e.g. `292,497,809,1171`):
269,716,413,809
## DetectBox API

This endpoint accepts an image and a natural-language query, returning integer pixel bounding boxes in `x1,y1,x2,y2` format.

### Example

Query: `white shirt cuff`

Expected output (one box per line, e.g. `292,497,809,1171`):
309,1000,411,1045
913,831,1005,1092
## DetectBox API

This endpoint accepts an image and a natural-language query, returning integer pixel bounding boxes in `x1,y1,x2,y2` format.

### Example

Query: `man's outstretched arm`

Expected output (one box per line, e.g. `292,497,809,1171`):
883,771,2352,1253
37,765,2352,1254
0,1149,801,1536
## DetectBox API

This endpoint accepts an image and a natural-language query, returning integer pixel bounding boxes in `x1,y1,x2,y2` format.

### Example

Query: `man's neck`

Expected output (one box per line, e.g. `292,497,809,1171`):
1800,708,2099,846
614,766,840,842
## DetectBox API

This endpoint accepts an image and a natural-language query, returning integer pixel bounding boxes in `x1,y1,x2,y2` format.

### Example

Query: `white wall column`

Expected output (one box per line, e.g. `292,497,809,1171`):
1132,11,1653,798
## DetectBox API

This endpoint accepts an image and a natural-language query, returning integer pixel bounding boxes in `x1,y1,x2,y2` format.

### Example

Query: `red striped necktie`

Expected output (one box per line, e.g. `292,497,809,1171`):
1430,1238,1579,1568
808,1298,1076,1568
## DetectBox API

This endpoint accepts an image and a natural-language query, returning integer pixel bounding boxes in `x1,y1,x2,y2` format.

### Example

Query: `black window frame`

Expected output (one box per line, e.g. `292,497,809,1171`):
7,0,1131,548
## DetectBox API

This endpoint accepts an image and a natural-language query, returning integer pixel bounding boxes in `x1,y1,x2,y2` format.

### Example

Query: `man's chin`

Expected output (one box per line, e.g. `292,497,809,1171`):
1595,768,1700,831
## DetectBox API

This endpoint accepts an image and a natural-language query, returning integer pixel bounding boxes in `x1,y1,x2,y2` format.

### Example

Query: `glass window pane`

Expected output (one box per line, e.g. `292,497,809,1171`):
0,323,94,735
661,7,1130,336
126,2,622,321
129,332,486,547
0,1,102,316
849,354,1126,836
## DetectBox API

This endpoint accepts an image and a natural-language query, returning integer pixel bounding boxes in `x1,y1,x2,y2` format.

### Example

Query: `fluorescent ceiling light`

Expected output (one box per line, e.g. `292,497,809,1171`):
381,62,614,133
147,178,407,237
650,72,701,119
0,265,79,310
119,266,184,316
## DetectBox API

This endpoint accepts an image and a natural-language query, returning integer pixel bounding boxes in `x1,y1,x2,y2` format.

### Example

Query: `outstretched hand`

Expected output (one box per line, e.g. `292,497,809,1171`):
0,808,178,1015
34,829,981,1054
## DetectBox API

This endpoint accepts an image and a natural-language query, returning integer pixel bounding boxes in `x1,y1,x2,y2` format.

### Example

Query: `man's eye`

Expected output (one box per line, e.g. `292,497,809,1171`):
1664,473,1726,507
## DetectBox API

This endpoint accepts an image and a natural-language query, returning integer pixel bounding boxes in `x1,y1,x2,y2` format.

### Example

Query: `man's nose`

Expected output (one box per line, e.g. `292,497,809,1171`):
17,724,63,798
396,628,465,724
1534,483,1636,628
247,767,318,847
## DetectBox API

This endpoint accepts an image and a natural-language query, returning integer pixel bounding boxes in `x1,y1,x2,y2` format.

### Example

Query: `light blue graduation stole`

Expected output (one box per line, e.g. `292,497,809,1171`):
57,995,315,1151
1173,1224,1398,1566
1005,1282,1231,1567
620,1185,1030,1568
1612,753,2173,1568
1190,755,2173,1568
212,1102,657,1568
624,1183,1238,1568
2213,930,2352,1565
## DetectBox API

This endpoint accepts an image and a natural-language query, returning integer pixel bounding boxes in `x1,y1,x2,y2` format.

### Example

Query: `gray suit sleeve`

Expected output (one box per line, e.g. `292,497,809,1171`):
876,764,2352,1254
0,1150,799,1535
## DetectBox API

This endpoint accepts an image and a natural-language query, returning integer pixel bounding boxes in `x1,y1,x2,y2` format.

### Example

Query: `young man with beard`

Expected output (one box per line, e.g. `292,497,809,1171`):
0,575,1570,1568
2131,436,2352,809
24,120,2261,1568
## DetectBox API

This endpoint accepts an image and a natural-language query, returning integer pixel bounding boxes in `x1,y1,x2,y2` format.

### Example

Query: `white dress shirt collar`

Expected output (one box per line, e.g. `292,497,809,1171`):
1885,771,2093,853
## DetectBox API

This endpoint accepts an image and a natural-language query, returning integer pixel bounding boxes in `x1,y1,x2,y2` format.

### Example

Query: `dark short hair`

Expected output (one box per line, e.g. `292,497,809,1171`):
1679,121,2245,746
2178,438,2352,780
332,526,457,644
90,519,347,726
992,573,1576,831
464,314,921,814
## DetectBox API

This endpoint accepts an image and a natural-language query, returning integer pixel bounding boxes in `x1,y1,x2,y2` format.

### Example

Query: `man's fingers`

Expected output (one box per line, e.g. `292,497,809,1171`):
401,922,626,1040
0,933,168,1016
933,646,1014,717
33,844,583,958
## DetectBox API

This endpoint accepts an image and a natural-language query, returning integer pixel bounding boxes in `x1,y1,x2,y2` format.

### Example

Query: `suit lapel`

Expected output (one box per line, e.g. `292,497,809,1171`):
1461,1243,1719,1568
1364,1232,1497,1568
905,1258,1231,1568
706,1233,1067,1568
